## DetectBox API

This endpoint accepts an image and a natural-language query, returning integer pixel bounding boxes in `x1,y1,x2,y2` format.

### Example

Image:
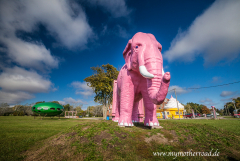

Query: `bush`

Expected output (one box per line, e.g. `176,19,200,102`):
13,111,25,116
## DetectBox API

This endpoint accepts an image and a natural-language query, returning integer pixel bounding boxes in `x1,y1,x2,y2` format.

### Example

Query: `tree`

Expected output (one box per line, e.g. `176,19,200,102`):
12,104,33,116
223,100,239,115
184,104,192,113
51,101,60,104
75,106,82,115
92,105,103,117
201,105,211,114
0,103,11,116
232,97,240,109
84,64,119,119
186,102,203,113
35,101,45,104
79,110,87,117
87,106,95,116
62,104,74,116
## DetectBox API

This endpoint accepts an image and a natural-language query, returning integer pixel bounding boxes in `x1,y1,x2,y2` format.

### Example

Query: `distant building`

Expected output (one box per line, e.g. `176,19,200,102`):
156,98,169,109
156,96,184,119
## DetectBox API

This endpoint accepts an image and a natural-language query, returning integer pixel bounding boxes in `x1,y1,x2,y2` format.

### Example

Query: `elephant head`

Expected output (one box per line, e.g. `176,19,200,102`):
123,32,170,105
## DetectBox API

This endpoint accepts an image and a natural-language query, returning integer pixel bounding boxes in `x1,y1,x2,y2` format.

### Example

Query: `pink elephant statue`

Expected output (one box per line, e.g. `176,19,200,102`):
114,32,171,127
112,83,144,123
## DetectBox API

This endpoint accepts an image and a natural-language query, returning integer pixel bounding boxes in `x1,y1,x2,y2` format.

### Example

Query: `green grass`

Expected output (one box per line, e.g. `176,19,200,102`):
165,119,240,135
1,116,240,161
0,116,84,161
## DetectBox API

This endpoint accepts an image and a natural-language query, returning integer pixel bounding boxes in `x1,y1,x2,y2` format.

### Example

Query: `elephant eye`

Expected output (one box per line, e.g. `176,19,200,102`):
136,46,138,48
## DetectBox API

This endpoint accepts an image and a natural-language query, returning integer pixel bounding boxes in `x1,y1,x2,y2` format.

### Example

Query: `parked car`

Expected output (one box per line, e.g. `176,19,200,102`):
210,112,220,116
206,114,212,117
195,113,202,117
183,113,195,118
233,110,240,118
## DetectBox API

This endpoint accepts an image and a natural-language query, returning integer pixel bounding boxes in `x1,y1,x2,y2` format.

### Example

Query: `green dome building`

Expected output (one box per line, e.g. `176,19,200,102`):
32,102,64,116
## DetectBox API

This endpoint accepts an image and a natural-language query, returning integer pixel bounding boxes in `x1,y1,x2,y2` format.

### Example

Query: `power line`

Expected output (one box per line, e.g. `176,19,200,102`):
168,81,240,92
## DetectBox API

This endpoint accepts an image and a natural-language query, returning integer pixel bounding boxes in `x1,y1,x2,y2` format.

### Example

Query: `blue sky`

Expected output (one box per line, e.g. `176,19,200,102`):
0,0,239,110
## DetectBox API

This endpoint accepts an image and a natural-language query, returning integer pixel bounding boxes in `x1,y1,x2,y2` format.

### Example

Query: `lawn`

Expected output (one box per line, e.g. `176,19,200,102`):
0,116,83,161
166,119,240,135
0,116,240,161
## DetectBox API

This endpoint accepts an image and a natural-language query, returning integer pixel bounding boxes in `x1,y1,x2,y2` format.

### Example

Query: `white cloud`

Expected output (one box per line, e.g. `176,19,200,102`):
0,0,95,104
220,91,237,97
0,66,52,93
88,0,131,18
200,98,212,103
59,97,87,105
163,0,240,66
0,0,93,49
203,102,218,106
71,81,94,96
0,66,54,104
220,94,240,102
211,76,222,83
0,0,95,71
5,38,59,70
0,91,34,105
115,25,130,39
199,98,218,106
168,85,190,95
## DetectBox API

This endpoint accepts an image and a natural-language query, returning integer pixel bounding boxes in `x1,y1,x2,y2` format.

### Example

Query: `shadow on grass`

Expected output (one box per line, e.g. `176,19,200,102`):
133,122,152,130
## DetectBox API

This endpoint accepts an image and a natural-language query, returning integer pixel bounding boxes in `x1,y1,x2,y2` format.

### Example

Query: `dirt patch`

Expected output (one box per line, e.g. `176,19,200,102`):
115,132,128,139
82,126,90,131
161,129,174,140
23,133,75,161
93,130,112,144
170,130,178,137
66,132,77,137
145,133,168,144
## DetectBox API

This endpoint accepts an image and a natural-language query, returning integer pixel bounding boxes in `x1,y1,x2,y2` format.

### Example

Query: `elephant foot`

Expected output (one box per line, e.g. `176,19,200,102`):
144,122,160,126
144,117,160,127
132,118,143,123
132,118,140,123
118,119,134,127
112,117,119,122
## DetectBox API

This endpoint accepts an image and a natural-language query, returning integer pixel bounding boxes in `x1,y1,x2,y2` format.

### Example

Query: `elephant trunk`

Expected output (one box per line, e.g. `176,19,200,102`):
140,53,170,105
147,70,170,105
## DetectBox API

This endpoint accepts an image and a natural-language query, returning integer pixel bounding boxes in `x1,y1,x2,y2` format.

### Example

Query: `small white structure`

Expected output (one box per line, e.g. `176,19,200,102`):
65,111,78,118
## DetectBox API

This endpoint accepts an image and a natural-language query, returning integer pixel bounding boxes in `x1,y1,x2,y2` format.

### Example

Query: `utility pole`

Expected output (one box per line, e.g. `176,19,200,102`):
227,104,230,116
174,88,180,120
232,100,237,111
88,107,89,117
224,105,227,116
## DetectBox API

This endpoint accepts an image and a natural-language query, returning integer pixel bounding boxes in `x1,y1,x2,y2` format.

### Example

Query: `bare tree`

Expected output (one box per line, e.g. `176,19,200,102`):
92,105,103,117
0,103,10,116
13,104,33,115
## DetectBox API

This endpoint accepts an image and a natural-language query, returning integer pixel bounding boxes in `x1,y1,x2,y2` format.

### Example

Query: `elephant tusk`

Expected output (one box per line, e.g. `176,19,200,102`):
139,66,154,79
162,68,165,77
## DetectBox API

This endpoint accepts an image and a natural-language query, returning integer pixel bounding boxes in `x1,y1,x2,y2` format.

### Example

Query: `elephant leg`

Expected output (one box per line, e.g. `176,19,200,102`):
132,99,144,123
142,90,159,127
112,80,118,122
132,101,139,123
118,82,134,127
138,99,144,122
113,94,120,122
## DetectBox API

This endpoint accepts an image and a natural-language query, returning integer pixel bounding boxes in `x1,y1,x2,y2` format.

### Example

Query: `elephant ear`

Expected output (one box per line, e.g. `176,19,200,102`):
123,39,132,70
